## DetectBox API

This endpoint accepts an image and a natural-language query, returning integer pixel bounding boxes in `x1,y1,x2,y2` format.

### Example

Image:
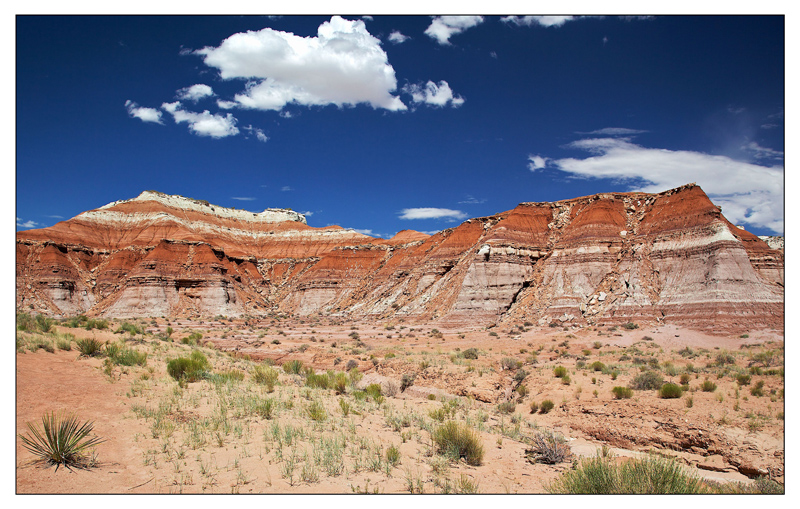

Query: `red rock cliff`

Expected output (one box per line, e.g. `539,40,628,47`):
16,186,783,332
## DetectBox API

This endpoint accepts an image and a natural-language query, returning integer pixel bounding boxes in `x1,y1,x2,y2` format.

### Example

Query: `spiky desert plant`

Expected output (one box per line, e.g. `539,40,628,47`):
19,411,105,471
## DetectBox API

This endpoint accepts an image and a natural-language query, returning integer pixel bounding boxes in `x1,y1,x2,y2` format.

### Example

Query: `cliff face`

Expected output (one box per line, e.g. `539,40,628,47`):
16,186,784,332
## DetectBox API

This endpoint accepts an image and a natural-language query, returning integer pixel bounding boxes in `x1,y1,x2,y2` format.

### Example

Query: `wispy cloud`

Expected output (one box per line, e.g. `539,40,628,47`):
281,186,293,192
242,125,269,142
425,16,484,45
161,101,239,138
195,16,406,112
45,215,64,219
576,127,648,136
403,81,464,108
741,141,783,161
458,195,486,204
399,208,467,220
352,228,376,236
16,217,42,229
502,16,579,28
231,196,255,201
546,137,784,233
125,100,163,124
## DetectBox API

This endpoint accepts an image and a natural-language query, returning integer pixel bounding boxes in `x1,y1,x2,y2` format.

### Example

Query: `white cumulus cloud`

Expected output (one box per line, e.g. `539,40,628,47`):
242,124,269,142
403,80,464,108
549,137,784,233
176,84,215,102
425,16,484,45
399,208,468,220
527,155,549,171
502,16,578,28
161,101,239,138
388,30,410,44
195,16,406,112
125,100,163,124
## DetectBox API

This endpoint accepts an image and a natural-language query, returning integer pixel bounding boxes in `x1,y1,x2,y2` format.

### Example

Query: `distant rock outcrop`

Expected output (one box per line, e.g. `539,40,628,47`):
16,185,784,332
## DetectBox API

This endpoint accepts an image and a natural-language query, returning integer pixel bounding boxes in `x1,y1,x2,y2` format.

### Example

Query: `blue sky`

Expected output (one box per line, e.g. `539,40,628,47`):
15,14,785,237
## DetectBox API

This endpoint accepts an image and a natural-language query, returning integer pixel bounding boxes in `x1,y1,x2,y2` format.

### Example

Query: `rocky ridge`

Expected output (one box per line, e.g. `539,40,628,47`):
16,185,784,332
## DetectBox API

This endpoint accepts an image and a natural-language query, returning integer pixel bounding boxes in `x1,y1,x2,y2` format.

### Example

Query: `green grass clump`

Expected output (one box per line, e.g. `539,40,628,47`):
630,371,664,390
104,342,147,366
385,445,401,467
735,373,751,386
659,383,683,399
17,312,56,333
700,379,717,392
432,421,484,466
115,322,144,335
19,411,105,471
553,366,568,378
590,361,606,372
255,398,276,420
612,386,633,399
547,453,705,494
166,350,211,383
282,359,304,374
305,400,327,421
213,369,245,383
75,338,104,357
497,400,516,414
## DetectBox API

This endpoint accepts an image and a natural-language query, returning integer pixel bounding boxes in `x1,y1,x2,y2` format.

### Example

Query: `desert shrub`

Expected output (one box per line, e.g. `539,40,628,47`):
706,477,784,494
611,386,633,399
529,401,539,414
401,373,415,392
516,384,529,398
115,322,144,335
623,322,639,330
305,400,327,421
497,401,516,414
214,369,245,383
432,421,484,466
331,372,348,395
56,336,72,351
252,365,279,391
659,383,683,399
750,380,765,397
513,369,529,384
700,379,717,392
553,366,568,378
76,338,104,357
365,383,382,400
255,398,276,419
282,359,304,374
630,371,664,390
345,359,359,371
540,399,555,414
167,351,211,382
462,348,479,360
305,372,330,389
501,357,522,370
383,379,400,397
19,411,105,470
547,453,705,494
526,430,571,464
735,373,751,386
561,374,572,385
715,351,735,366
590,361,606,372
679,373,691,385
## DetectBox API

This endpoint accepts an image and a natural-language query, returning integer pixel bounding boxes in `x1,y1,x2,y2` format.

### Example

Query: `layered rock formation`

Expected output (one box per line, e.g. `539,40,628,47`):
16,186,784,332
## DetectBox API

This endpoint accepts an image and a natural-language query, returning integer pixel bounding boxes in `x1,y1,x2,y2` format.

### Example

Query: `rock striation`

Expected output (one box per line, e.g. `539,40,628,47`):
16,185,784,332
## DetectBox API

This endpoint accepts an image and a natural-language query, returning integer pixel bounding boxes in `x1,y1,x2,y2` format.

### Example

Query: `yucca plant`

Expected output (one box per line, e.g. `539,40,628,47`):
19,411,105,471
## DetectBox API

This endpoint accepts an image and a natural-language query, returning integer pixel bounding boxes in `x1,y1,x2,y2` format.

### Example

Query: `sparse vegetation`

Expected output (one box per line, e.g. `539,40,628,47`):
432,421,484,466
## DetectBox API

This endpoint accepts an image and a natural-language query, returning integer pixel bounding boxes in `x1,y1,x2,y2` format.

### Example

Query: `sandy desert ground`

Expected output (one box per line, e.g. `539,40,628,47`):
16,314,784,494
